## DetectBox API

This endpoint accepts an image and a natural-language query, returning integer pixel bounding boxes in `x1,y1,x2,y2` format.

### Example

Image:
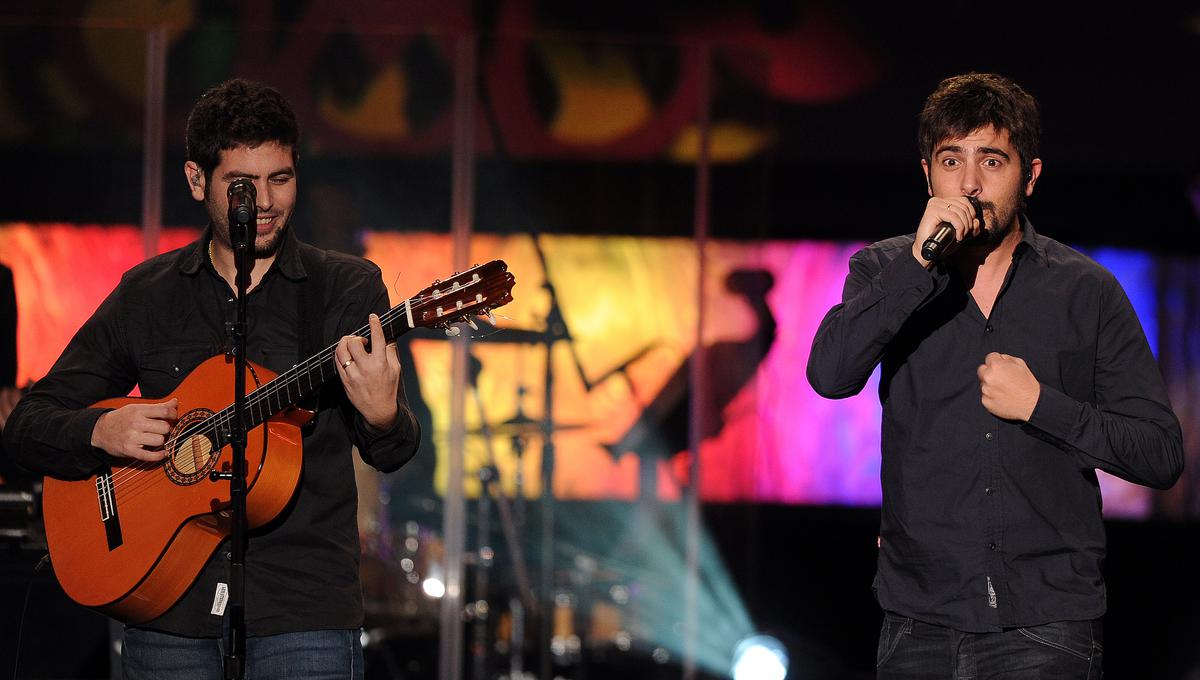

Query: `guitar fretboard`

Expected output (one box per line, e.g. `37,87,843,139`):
186,261,511,450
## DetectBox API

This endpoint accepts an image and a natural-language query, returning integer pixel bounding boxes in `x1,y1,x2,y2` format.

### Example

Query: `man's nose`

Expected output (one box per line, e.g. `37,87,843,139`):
254,179,271,210
960,164,982,196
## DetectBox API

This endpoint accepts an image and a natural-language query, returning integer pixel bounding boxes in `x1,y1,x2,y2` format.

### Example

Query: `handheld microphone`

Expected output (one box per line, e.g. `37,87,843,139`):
920,195,984,263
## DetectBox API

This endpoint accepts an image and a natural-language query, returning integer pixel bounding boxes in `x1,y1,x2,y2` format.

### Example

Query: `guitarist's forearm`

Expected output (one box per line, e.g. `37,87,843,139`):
3,396,112,480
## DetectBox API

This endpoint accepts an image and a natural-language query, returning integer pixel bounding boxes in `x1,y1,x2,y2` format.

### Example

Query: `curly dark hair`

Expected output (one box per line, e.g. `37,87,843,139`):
185,78,300,179
918,73,1040,180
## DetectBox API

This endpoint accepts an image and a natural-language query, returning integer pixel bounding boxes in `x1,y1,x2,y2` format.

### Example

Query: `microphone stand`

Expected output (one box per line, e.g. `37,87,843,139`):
211,180,256,680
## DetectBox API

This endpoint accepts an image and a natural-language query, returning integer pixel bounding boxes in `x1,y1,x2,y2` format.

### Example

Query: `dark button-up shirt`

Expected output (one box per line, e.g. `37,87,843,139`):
5,229,420,637
807,219,1183,632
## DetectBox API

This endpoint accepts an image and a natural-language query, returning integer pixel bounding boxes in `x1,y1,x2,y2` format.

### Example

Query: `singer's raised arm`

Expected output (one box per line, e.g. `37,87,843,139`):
806,235,945,399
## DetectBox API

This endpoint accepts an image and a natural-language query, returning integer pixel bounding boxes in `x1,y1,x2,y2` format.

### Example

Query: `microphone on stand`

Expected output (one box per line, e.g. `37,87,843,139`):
227,179,257,249
920,195,984,263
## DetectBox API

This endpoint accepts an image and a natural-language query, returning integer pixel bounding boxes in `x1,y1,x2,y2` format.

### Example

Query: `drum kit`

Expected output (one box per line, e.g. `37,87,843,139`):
355,423,649,679
355,242,663,677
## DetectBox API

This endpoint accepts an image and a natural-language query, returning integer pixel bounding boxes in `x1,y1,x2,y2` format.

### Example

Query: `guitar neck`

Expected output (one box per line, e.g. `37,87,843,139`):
206,260,513,445
238,297,421,432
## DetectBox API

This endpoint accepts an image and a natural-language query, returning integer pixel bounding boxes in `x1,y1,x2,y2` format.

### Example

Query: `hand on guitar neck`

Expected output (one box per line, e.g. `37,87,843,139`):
335,313,401,432
90,398,179,462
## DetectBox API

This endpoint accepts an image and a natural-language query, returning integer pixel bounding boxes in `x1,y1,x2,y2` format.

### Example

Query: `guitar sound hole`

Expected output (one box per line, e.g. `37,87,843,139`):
164,408,219,485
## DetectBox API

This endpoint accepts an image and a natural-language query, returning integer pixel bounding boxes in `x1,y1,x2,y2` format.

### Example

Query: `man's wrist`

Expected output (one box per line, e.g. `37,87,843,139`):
363,407,398,434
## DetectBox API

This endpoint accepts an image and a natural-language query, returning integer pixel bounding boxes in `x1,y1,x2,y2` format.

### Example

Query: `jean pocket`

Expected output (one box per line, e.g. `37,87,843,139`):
876,612,913,668
1015,620,1100,662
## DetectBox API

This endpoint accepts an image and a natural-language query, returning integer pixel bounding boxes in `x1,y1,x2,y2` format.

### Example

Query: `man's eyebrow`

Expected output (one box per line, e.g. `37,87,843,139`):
934,144,1011,160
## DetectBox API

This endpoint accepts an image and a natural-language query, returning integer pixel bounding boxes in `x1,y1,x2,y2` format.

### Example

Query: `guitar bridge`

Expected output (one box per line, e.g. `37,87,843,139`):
95,470,124,550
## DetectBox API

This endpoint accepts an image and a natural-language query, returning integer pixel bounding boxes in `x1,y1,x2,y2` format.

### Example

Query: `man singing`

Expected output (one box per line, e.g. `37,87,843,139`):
807,72,1182,678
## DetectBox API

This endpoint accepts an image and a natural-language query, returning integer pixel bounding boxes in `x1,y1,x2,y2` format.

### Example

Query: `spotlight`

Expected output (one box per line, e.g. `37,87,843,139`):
422,577,446,599
732,634,788,680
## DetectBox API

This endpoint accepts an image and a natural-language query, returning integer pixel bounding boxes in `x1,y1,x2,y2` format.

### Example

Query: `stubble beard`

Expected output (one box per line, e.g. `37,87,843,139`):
207,198,287,259
977,184,1025,247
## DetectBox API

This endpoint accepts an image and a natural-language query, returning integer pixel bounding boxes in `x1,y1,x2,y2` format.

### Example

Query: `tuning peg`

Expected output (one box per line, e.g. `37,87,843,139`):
445,325,461,337
465,317,479,331
485,309,496,324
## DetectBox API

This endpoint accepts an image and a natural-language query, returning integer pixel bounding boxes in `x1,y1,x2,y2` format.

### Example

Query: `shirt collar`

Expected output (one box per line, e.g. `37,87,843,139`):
178,226,307,281
1014,214,1049,266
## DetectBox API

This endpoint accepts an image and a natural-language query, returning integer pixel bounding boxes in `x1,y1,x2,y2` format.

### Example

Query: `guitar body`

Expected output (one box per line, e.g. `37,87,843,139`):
41,354,308,623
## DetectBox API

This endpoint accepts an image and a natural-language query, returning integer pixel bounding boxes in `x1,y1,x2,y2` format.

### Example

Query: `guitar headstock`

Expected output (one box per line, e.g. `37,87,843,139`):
408,260,516,335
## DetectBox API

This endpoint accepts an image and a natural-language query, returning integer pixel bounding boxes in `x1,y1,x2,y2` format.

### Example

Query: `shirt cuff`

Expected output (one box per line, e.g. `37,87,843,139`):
352,405,420,473
64,407,115,477
878,247,944,310
1024,384,1082,445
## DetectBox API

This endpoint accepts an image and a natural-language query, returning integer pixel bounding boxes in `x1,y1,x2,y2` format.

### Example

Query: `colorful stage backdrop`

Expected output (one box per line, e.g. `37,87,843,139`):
0,224,1184,518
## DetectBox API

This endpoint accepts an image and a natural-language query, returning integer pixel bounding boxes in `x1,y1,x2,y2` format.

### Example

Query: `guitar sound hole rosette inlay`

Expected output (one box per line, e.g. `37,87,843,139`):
164,408,219,485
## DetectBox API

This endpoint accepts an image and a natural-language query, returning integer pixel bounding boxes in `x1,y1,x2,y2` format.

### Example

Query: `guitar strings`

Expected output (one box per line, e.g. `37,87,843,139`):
109,274,508,496
108,274,509,498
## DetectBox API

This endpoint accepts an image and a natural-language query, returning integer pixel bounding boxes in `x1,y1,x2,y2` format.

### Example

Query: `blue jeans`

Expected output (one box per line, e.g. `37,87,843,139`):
876,612,1102,680
122,627,364,680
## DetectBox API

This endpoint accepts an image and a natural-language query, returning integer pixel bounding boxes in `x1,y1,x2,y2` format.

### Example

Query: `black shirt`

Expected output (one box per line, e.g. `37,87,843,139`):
807,219,1183,632
4,229,420,637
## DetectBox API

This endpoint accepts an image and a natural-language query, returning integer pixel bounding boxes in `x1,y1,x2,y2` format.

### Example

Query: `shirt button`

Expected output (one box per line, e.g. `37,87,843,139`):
984,432,993,440
988,542,997,551
985,487,994,495
985,324,994,333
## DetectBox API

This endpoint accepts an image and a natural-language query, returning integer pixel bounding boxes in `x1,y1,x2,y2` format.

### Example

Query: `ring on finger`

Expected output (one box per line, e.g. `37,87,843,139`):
342,359,354,369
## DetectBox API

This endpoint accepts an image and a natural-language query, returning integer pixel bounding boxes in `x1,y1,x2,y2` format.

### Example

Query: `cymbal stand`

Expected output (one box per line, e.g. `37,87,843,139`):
466,351,535,680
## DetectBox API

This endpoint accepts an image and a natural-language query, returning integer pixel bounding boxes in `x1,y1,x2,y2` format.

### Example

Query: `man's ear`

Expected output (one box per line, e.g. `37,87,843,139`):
921,159,933,196
1025,158,1042,196
184,161,205,201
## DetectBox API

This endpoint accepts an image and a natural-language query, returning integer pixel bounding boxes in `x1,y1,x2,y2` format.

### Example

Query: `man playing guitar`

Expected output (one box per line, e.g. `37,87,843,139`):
4,78,422,679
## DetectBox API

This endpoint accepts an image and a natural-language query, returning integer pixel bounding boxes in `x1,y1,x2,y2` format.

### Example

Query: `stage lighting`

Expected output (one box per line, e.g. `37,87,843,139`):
422,577,446,599
732,634,788,680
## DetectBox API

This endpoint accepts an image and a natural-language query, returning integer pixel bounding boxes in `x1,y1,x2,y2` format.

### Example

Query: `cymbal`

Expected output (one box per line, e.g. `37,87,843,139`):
463,421,588,437
476,329,560,344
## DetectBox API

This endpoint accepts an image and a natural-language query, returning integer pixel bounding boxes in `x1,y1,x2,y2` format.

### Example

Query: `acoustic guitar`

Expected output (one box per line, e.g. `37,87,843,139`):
41,260,515,623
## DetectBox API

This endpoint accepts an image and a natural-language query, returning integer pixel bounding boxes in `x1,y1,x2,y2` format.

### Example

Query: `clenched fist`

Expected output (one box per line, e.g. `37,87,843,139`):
977,352,1040,422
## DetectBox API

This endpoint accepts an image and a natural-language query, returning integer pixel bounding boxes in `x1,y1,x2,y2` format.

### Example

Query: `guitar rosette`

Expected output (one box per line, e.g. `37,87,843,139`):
163,408,220,485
